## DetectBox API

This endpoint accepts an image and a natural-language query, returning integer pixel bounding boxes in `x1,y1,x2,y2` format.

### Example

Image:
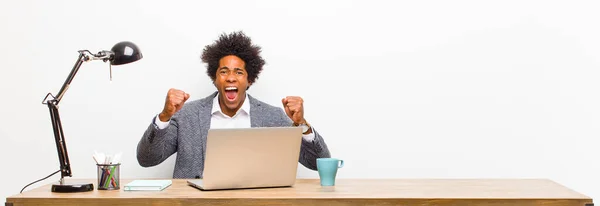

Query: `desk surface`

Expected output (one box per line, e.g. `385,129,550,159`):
6,179,593,206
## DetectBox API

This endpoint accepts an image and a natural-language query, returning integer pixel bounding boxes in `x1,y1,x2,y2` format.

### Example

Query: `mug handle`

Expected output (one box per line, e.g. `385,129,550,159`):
338,160,344,168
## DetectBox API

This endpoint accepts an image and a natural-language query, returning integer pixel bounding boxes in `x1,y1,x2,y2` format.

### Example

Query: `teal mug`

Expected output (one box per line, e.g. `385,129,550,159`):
317,158,344,186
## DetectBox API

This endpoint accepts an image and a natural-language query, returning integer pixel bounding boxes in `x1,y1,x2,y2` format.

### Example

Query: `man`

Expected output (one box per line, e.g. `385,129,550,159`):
137,31,331,178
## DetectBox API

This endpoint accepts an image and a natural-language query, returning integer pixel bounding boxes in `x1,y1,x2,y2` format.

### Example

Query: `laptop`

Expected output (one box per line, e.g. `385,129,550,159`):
187,127,303,190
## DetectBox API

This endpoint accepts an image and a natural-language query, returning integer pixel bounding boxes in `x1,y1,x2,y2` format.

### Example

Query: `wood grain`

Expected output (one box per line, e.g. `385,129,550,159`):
6,179,593,206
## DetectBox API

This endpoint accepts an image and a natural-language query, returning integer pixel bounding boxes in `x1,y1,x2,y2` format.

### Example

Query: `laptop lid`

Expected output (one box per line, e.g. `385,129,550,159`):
198,127,302,190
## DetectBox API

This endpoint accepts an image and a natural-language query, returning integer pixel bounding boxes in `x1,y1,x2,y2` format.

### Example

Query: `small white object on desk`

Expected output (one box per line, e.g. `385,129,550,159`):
93,151,122,164
124,180,172,191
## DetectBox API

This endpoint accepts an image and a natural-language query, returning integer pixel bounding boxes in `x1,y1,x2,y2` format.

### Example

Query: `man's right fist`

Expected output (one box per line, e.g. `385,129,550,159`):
159,88,190,122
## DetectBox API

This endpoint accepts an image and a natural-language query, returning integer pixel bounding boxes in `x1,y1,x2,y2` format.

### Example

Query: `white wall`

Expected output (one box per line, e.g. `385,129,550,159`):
1,0,599,201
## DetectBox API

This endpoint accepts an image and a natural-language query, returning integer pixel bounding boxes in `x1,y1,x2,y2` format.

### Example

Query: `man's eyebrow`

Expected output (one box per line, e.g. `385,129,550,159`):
218,67,230,70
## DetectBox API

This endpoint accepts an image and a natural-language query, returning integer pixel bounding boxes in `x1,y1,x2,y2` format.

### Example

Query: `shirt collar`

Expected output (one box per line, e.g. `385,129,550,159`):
211,92,250,117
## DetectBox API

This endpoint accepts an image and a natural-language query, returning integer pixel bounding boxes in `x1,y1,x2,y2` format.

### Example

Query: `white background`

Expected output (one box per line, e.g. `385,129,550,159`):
1,0,599,201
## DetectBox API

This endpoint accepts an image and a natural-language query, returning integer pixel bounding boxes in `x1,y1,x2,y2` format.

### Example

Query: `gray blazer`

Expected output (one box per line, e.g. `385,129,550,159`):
137,92,331,178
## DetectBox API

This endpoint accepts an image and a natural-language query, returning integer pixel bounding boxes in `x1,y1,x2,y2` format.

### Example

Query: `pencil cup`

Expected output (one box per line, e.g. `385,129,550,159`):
97,163,120,190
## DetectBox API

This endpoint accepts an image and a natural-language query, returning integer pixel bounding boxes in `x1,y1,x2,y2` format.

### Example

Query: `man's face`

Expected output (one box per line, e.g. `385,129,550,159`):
215,55,249,115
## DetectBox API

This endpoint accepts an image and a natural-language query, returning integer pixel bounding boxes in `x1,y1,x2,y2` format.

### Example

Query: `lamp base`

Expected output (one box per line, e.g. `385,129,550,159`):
51,181,94,192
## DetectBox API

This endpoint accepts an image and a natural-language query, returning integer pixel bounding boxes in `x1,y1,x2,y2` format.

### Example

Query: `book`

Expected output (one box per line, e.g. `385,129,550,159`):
124,180,172,191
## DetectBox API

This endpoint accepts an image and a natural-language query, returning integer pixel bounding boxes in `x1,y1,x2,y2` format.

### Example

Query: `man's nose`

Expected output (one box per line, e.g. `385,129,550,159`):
226,73,237,82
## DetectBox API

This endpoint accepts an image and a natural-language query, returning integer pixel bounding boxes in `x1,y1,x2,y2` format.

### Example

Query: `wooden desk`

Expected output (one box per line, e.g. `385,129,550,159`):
6,179,593,206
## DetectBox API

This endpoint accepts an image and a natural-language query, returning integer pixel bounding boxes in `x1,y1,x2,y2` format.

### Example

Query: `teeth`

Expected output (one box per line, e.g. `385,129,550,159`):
225,87,237,91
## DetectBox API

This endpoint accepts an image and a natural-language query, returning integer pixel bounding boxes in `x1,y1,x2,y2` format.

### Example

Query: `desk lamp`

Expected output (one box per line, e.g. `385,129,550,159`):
40,41,143,192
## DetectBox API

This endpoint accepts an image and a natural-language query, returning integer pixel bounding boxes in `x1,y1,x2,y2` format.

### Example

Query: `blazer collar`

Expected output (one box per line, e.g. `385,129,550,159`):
199,91,263,127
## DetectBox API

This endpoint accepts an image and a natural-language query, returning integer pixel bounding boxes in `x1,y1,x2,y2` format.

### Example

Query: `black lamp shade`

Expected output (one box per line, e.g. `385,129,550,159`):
110,41,143,65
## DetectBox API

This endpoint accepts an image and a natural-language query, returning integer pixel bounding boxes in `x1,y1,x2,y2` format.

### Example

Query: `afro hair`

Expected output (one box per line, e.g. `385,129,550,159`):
201,31,266,85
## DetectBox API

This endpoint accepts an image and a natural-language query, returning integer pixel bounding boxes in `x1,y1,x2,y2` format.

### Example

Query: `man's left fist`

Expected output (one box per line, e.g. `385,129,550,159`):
282,96,306,125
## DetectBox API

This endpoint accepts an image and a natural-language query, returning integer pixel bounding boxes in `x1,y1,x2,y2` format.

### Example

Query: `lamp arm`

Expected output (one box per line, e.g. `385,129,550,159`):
40,49,115,183
53,52,85,104
42,50,114,105
46,102,71,181
42,51,85,181
41,50,92,181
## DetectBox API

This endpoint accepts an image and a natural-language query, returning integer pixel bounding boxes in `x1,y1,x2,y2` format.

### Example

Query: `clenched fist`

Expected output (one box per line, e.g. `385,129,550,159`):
159,88,190,121
282,96,306,125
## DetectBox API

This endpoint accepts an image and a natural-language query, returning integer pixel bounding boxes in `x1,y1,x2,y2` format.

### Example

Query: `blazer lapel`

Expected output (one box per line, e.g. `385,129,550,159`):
198,93,214,139
198,92,216,175
249,94,263,128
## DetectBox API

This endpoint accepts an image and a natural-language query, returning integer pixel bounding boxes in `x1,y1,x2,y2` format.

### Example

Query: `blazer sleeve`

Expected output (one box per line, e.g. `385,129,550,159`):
278,109,331,170
136,115,179,167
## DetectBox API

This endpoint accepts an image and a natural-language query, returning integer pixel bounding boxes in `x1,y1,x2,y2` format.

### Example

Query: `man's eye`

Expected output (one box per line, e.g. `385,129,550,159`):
237,71,244,75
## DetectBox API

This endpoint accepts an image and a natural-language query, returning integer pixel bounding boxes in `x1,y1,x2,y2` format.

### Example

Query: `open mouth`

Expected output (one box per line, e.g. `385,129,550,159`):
224,86,238,101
